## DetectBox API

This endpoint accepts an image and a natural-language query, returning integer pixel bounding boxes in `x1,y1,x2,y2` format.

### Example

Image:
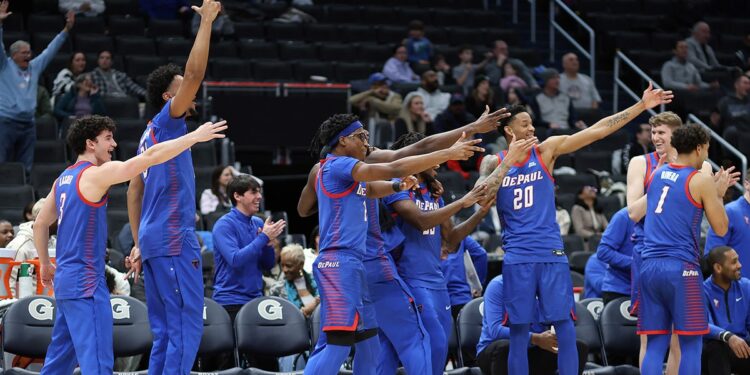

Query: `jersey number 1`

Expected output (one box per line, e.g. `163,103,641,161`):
513,186,534,210
654,186,669,214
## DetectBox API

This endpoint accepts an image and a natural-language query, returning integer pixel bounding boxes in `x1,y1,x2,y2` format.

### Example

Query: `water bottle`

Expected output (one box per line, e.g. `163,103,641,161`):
17,263,33,298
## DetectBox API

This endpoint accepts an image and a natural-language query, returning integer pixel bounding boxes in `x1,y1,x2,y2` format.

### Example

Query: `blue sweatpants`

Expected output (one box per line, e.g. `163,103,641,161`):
143,246,204,375
41,281,113,375
408,286,451,375
364,256,431,375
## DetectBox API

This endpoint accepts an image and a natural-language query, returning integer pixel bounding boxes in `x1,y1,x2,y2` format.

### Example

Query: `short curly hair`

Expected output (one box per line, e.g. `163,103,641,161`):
670,123,709,154
146,64,183,109
67,115,117,156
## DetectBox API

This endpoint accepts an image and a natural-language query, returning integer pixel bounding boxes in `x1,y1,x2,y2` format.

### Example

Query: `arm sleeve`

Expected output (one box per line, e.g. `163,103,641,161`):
369,94,402,117
0,27,6,69
53,92,74,118
687,43,711,71
119,71,147,98
30,31,68,73
483,279,510,340
382,59,398,81
212,220,271,270
465,237,488,284
254,217,277,270
200,189,217,215
596,213,632,270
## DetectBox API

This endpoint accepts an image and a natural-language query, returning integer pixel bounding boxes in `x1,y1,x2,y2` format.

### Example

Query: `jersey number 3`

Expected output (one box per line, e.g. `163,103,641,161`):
513,186,534,210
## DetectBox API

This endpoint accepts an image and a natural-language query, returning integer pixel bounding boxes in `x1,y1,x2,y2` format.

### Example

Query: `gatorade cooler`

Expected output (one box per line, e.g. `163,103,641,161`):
0,248,18,299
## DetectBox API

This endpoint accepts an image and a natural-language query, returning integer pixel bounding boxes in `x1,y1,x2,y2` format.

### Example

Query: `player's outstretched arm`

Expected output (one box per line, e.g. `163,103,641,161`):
366,106,510,163
626,156,648,222
33,190,58,287
170,0,221,118
474,133,537,200
365,176,418,199
441,197,495,254
85,121,227,194
352,132,483,182
297,163,320,217
541,82,673,158
391,183,488,232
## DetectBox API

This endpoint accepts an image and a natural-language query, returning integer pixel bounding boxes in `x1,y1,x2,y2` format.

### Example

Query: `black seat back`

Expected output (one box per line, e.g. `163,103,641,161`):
3,296,56,357
236,297,309,357
111,295,152,356
200,297,235,355
456,297,484,361
600,297,639,359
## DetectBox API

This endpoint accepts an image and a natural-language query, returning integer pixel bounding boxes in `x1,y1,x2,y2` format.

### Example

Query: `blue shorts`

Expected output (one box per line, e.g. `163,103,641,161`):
637,258,708,335
41,281,113,375
502,262,575,324
314,251,377,332
629,244,643,316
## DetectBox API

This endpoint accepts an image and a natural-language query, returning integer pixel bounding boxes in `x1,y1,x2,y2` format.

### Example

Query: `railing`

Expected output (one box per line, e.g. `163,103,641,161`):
549,0,595,84
687,114,747,190
510,0,537,43
613,51,666,115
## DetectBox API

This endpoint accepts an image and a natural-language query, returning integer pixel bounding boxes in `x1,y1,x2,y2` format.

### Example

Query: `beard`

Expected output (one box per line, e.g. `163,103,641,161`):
423,81,439,93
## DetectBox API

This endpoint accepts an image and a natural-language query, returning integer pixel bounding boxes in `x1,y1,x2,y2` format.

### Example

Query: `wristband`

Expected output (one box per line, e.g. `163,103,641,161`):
392,180,401,192
721,331,735,343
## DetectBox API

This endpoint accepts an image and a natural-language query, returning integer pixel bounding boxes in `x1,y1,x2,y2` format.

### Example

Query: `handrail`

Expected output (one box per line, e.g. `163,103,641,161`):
687,114,746,191
530,0,536,43
549,0,595,84
612,51,666,115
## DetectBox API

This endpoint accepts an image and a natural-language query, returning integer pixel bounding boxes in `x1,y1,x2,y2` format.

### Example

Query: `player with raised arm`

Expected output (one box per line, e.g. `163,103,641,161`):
33,115,226,374
303,114,483,375
124,0,222,373
638,124,739,375
476,82,673,375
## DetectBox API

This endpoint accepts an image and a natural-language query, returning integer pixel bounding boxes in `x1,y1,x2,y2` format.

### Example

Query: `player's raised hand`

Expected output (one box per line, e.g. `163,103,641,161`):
504,133,537,165
447,132,484,161
124,246,142,284
641,81,674,109
191,120,227,143
192,0,222,22
429,178,444,199
63,10,75,32
461,183,488,208
471,106,511,134
398,175,418,191
262,217,286,241
713,166,741,198
40,261,55,288
0,1,12,22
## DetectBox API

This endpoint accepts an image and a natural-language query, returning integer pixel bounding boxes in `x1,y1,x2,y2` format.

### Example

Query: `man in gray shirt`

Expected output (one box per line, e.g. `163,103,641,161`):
713,74,750,146
559,52,601,109
89,50,146,100
686,21,726,72
661,40,718,91
529,68,585,130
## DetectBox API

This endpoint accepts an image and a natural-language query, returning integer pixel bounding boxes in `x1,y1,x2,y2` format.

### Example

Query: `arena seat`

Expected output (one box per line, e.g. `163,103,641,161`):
236,297,310,373
569,251,593,274
2,296,56,374
189,298,243,374
574,301,608,366
0,163,26,186
456,297,483,365
600,297,639,364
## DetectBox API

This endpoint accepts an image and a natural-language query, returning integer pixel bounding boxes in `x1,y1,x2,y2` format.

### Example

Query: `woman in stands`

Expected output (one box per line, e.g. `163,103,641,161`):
395,92,431,138
52,51,86,99
200,164,237,215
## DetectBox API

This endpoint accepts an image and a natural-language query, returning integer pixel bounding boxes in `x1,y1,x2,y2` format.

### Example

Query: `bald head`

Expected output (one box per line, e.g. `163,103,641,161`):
562,53,579,74
692,21,711,44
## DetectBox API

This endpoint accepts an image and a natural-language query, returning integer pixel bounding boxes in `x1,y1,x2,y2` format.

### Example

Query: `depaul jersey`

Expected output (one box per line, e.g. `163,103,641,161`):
54,161,108,299
315,155,367,259
137,99,196,260
632,151,661,253
643,164,704,265
383,183,446,289
495,146,564,264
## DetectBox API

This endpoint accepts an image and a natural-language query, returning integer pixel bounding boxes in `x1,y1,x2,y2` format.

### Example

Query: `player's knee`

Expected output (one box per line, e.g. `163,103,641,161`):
326,330,357,346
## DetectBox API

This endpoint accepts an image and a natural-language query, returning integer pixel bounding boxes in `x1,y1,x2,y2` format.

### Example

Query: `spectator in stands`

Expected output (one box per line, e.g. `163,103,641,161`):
452,46,489,96
211,174,286,323
279,244,319,317
737,34,750,71
555,197,571,236
36,86,54,121
571,185,608,243
483,40,538,89
465,75,498,119
702,246,750,375
0,7,74,173
503,86,529,111
583,253,605,299
704,172,750,277
52,51,86,98
530,68,585,130
432,93,476,134
686,21,727,72
395,92,430,137
432,53,452,86
303,225,319,274
383,44,419,83
476,274,588,375
7,199,55,297
22,201,34,223
596,207,635,305
59,0,104,17
415,70,450,122
712,74,750,145
348,72,402,124
200,165,237,215
626,123,655,162
405,20,433,70
53,73,106,121
661,40,718,91
191,2,234,39
104,254,130,296
0,219,12,247
440,236,487,319
498,60,528,93
140,0,190,20
560,52,601,110
90,50,147,101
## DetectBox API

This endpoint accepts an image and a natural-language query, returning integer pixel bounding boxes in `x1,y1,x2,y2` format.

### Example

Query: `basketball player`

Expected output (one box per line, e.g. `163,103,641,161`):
298,107,510,375
303,113,483,375
124,0,222,373
639,124,738,375
33,115,226,374
477,82,673,375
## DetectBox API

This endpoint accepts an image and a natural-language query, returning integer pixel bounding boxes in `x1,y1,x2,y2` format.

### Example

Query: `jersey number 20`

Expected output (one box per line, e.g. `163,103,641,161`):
513,186,534,210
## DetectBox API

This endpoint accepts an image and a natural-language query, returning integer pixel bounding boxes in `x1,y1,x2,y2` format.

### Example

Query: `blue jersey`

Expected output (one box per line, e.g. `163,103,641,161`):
315,155,367,258
383,183,446,289
643,164,704,265
53,161,108,299
494,146,564,264
137,99,196,260
364,198,385,261
705,197,750,273
632,152,660,254
597,208,635,295
583,253,606,299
